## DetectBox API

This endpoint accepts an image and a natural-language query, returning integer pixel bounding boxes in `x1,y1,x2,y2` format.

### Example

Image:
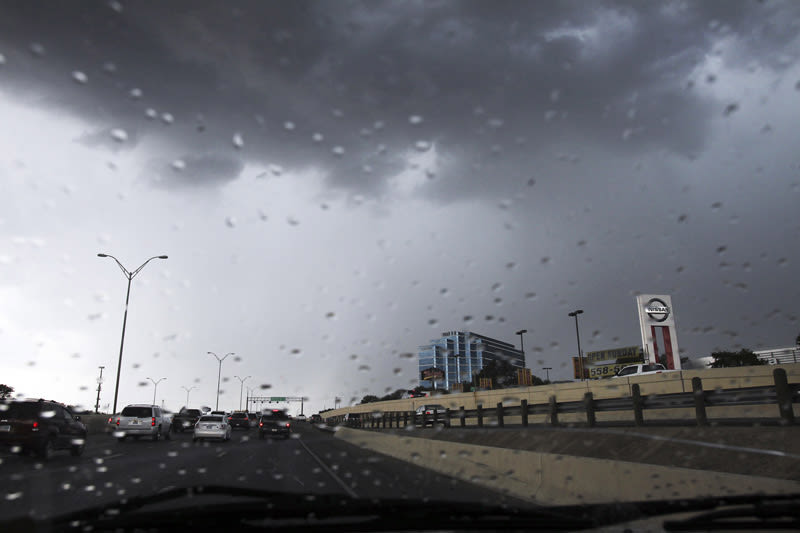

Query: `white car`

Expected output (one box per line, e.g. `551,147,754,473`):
296,414,307,422
193,414,231,442
611,363,675,378
115,404,172,441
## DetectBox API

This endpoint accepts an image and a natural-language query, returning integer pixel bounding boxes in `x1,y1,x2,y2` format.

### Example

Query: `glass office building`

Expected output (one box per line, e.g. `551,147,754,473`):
418,331,526,390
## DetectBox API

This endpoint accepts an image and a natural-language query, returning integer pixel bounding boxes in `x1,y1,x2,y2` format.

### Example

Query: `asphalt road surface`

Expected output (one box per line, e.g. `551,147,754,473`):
0,422,527,522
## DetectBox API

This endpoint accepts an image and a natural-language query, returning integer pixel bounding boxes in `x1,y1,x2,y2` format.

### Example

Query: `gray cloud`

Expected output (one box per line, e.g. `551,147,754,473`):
147,153,245,189
1,0,797,200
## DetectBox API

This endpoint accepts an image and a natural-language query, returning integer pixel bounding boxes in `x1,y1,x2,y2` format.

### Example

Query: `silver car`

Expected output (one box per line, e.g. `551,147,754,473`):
115,404,172,441
193,415,231,442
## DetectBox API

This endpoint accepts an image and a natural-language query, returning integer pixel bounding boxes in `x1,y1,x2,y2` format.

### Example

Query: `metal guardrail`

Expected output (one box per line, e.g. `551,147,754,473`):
327,368,798,429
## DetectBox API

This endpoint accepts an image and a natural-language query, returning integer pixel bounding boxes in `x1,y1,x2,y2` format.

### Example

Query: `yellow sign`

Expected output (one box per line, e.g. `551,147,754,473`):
582,346,644,379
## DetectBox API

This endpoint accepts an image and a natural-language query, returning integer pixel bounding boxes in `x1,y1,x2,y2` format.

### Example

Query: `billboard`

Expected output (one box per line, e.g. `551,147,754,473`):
636,294,681,370
421,367,445,381
574,346,644,379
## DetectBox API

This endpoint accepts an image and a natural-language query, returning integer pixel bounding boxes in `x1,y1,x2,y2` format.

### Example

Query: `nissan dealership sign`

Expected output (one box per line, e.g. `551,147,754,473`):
644,298,670,322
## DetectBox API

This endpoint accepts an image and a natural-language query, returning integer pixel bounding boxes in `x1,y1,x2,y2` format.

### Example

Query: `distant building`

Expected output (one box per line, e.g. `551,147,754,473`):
417,331,525,390
755,346,800,365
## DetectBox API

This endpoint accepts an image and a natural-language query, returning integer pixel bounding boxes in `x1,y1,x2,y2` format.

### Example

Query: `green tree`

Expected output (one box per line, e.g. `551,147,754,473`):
359,394,380,404
476,359,517,389
0,384,13,399
708,349,765,368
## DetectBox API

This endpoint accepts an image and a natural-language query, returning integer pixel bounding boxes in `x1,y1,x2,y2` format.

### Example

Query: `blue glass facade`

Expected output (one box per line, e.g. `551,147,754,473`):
417,331,526,390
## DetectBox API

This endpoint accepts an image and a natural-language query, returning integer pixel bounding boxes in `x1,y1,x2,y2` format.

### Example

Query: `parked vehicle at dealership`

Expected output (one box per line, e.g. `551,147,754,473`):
172,407,203,433
414,404,448,427
115,404,172,442
193,414,231,442
258,409,291,439
0,399,87,458
611,363,676,378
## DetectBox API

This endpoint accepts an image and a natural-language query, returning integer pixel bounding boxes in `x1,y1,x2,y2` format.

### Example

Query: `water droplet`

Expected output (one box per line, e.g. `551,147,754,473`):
232,133,244,149
30,43,46,56
128,87,142,99
225,216,236,228
408,115,423,125
332,146,345,156
723,103,739,116
41,410,55,418
358,364,371,372
284,121,295,131
72,71,88,84
414,140,431,151
161,113,174,125
145,108,158,120
325,312,335,319
0,53,6,65
110,128,128,142
171,159,186,171
312,132,324,142
399,353,414,359
428,318,438,326
716,246,727,254
5,492,23,501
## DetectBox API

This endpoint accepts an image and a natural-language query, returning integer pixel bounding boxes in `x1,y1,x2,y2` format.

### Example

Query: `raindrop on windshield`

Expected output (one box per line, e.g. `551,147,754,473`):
110,129,128,142
129,88,142,99
408,115,423,125
232,133,244,149
284,121,295,131
332,146,345,156
161,113,174,124
71,71,88,84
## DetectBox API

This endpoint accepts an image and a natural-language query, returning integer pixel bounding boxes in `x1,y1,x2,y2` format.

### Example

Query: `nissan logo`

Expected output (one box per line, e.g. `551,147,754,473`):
645,298,670,322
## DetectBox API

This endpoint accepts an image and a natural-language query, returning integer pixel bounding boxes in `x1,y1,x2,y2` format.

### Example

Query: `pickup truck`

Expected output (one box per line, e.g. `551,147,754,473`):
611,363,676,378
171,408,203,432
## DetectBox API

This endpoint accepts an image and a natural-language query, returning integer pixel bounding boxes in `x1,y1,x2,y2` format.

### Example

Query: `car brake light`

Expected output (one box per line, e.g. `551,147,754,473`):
259,422,263,427
285,423,290,428
32,421,38,429
116,418,120,426
151,417,156,427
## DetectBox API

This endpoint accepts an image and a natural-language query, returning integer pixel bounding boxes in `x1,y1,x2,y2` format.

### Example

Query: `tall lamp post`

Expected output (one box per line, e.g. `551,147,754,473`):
147,377,166,405
208,351,234,410
515,329,528,366
568,309,585,381
181,385,196,407
98,253,168,416
235,375,251,411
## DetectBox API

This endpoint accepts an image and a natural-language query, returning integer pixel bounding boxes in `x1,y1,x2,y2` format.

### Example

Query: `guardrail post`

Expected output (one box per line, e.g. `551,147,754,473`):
459,406,466,427
548,396,559,426
382,412,387,429
496,402,504,428
404,411,409,427
774,368,795,425
631,384,644,426
521,399,529,427
445,408,451,428
432,408,439,428
584,392,596,427
692,377,708,426
477,404,484,427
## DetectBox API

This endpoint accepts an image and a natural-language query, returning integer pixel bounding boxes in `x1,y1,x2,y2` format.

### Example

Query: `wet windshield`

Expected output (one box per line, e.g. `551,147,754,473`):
1,1,799,530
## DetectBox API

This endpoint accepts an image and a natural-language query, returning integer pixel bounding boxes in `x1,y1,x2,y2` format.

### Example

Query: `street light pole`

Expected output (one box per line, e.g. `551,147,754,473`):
542,367,552,382
94,366,105,414
147,377,166,406
568,310,585,381
208,351,234,410
181,385,196,407
515,329,528,366
234,375,251,411
98,253,168,416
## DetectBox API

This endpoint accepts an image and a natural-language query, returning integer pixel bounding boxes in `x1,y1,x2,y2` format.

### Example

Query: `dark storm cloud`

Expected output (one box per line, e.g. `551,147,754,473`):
0,0,797,198
147,153,244,189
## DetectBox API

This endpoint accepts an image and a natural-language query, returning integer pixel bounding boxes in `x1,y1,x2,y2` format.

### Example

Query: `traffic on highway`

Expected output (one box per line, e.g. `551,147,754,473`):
2,0,800,531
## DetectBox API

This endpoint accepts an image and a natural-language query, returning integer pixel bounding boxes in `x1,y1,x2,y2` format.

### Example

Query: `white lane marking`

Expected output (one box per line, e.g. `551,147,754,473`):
103,454,124,460
298,438,358,499
559,427,800,460
293,476,305,488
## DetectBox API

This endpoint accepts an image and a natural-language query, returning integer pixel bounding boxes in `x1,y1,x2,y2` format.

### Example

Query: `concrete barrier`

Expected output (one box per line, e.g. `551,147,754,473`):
332,427,800,505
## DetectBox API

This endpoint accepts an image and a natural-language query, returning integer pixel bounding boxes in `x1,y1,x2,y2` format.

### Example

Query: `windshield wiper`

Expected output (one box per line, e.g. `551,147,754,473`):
10,484,594,531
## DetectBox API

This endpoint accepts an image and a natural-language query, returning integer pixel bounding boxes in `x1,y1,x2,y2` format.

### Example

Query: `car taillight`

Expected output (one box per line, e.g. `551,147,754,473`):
259,422,263,427
32,421,39,429
151,417,156,427
285,423,290,428
116,418,120,426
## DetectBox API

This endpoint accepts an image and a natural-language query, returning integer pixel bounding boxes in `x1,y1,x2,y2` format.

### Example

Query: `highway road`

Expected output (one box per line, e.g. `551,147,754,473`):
0,422,528,522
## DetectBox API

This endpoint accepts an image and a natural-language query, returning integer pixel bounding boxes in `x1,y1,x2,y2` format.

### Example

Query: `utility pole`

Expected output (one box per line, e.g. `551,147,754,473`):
94,366,105,414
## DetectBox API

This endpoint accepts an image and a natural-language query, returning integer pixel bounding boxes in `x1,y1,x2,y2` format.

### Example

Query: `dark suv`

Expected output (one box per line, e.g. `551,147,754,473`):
258,409,291,439
228,411,251,430
172,408,203,433
0,399,87,458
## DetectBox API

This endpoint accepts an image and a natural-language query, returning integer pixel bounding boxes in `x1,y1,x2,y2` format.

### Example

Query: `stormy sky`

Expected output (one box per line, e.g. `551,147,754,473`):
1,0,799,414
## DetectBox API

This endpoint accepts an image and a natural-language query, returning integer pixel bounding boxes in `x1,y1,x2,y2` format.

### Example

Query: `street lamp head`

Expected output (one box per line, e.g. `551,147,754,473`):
568,310,584,317
97,253,108,257
158,255,168,259
515,329,527,335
